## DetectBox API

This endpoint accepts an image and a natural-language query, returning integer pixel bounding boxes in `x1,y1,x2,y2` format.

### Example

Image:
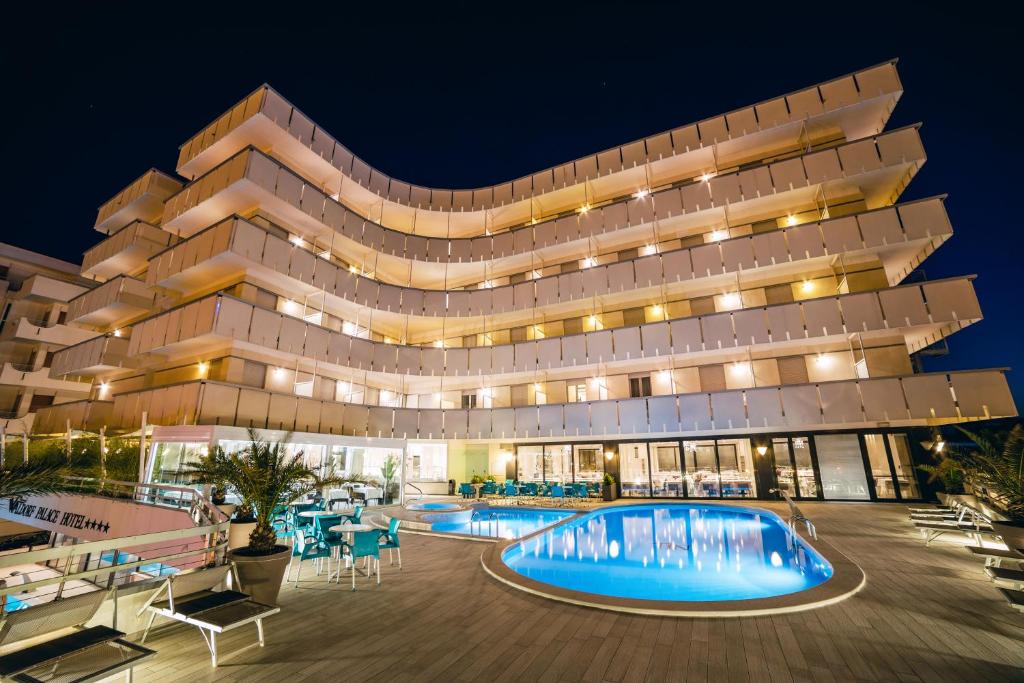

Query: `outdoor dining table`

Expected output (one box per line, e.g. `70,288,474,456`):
298,510,341,518
327,523,377,580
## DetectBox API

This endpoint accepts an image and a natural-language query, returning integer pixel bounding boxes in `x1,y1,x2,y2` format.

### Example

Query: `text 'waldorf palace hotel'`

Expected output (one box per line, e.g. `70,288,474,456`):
35,61,1017,502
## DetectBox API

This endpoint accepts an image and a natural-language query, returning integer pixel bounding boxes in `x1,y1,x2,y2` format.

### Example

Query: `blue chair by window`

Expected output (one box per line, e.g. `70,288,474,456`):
549,485,566,505
288,528,334,585
344,531,381,590
458,483,474,499
377,518,402,568
521,482,538,497
502,482,518,497
481,481,498,496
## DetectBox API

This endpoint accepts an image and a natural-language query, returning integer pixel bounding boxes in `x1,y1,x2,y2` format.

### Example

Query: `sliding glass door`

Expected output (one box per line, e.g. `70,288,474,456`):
619,443,651,497
650,442,683,497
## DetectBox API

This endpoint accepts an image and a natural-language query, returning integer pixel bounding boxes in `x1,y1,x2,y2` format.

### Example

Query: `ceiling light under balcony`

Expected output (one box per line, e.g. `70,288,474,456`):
197,361,208,375
815,354,832,367
112,329,121,338
700,172,715,183
786,215,798,227
289,234,304,246
651,304,663,315
801,280,815,293
578,204,591,214
582,256,597,268
710,229,729,242
349,265,360,274
721,292,741,307
633,188,649,199
641,244,658,255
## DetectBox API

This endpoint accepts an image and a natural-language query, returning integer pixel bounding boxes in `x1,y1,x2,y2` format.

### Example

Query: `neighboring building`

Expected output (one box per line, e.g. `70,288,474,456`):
0,243,95,438
36,61,1016,500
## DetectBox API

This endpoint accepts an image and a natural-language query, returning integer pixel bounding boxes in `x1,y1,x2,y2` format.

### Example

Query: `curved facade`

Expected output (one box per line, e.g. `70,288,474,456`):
39,62,1016,500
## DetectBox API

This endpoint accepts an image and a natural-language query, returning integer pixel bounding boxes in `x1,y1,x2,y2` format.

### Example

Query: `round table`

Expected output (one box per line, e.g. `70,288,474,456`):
298,510,341,518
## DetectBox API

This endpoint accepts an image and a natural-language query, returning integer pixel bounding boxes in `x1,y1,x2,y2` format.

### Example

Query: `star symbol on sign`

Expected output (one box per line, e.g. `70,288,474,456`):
101,522,110,533
84,519,94,530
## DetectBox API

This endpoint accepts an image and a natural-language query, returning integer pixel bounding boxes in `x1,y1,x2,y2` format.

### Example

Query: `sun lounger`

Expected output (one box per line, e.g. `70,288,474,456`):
965,545,1024,567
985,565,1024,590
138,564,280,666
997,587,1024,614
915,519,994,546
0,589,154,682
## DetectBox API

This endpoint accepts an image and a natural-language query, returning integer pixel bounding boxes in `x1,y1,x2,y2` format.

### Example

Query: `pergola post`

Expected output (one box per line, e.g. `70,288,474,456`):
137,412,148,482
0,426,5,469
99,426,107,480
65,419,72,463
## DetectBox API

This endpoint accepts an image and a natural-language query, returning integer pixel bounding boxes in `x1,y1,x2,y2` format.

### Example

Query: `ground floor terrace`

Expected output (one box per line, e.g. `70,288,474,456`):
131,500,1024,682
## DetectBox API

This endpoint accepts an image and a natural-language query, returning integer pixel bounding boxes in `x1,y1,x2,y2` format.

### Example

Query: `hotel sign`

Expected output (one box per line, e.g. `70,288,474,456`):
6,498,111,534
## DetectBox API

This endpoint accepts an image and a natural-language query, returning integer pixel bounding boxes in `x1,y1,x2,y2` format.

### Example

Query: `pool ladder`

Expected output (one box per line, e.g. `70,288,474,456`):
472,512,500,537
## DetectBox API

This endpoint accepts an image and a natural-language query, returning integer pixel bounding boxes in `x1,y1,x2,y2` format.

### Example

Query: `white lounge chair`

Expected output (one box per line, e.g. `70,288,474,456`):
138,564,280,667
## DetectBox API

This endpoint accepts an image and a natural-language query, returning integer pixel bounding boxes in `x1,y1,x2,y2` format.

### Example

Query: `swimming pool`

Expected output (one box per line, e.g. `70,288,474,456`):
500,504,832,602
407,502,462,511
427,507,575,539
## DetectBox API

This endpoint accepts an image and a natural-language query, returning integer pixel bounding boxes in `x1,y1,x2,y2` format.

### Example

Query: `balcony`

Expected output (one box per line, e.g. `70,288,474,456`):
31,399,113,435
126,275,982,383
94,169,182,235
81,220,178,281
103,368,1015,438
175,62,903,237
0,362,91,394
66,276,156,329
7,273,89,303
49,335,132,378
0,317,97,348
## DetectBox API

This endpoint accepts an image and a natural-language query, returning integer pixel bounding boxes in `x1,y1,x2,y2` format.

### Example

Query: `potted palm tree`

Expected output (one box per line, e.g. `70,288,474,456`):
602,472,618,501
380,454,398,505
0,463,76,499
185,429,340,605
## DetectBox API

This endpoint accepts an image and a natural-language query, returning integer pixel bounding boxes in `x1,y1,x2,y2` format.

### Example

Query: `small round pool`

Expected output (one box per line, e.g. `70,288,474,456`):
406,502,462,511
500,504,833,603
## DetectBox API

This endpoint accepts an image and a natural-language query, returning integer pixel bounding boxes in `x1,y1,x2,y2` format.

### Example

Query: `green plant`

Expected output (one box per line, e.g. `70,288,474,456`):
917,450,967,494
956,424,1024,521
380,455,399,504
0,463,77,499
470,474,486,485
184,429,341,555
603,472,615,486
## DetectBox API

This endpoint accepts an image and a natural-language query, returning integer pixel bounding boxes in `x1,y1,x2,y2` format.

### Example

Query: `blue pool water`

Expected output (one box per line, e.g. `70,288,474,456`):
501,504,832,601
2,595,27,611
428,507,575,539
407,502,461,511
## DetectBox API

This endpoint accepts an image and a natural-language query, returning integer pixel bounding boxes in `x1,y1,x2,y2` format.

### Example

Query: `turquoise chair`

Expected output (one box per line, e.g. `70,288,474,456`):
339,505,363,525
344,530,381,590
288,528,334,584
549,485,566,505
377,518,402,568
502,482,518,497
521,482,538,497
458,483,474,499
314,514,344,545
481,481,498,496
572,483,588,499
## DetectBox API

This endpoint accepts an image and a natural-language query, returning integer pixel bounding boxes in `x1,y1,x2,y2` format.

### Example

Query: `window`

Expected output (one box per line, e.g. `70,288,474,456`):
406,443,447,482
461,393,477,409
629,375,652,398
568,383,587,402
814,434,870,500
573,445,603,482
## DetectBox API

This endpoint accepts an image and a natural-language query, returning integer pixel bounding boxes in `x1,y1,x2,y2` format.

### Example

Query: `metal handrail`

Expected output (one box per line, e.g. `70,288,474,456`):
404,482,424,501
769,488,817,540
0,479,231,603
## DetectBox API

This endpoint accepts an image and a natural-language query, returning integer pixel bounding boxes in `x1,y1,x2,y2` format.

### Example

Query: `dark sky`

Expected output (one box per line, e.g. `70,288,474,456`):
5,2,1022,402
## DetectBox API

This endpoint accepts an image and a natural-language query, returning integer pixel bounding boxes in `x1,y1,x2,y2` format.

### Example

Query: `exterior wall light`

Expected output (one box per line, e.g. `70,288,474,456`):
756,444,769,456
786,215,798,226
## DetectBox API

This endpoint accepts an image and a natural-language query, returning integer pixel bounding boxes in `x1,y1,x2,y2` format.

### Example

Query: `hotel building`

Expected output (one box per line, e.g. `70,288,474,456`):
0,243,94,440
35,61,1016,501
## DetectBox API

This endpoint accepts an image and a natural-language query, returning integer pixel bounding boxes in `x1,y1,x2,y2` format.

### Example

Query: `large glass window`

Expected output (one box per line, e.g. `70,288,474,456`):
864,434,896,499
717,439,756,498
888,434,921,499
148,442,208,485
573,445,604,482
792,437,818,497
516,446,543,482
683,440,719,498
619,443,651,497
814,434,870,500
650,442,683,497
406,443,448,482
544,445,572,483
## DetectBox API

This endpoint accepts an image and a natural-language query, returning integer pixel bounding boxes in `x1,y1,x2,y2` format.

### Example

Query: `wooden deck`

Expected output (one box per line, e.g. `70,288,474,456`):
133,502,1024,682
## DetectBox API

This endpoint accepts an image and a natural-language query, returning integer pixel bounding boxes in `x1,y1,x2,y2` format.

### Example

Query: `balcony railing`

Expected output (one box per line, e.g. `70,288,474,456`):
147,195,952,325
176,62,902,223
0,363,92,394
125,275,981,380
0,317,97,347
81,220,178,281
66,276,155,328
92,369,1016,441
49,335,132,378
94,169,182,235
30,399,114,434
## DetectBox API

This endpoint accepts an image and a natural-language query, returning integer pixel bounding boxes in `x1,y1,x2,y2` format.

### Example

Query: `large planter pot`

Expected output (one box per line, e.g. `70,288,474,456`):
216,503,237,518
602,484,618,501
227,521,257,550
228,546,291,606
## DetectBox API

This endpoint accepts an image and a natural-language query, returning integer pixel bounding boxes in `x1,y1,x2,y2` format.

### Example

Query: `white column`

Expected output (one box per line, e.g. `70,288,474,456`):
99,426,107,480
137,412,148,482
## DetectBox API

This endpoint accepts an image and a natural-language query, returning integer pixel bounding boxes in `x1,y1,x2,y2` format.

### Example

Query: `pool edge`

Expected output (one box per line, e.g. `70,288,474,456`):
479,502,866,618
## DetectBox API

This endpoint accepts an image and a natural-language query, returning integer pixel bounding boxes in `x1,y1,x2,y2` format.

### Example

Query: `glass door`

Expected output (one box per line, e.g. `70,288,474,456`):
683,440,719,497
791,437,819,498
717,439,756,498
619,443,651,497
772,437,799,497
516,446,543,482
814,434,870,500
543,445,572,484
650,442,683,497
887,434,921,499
573,445,604,483
864,433,897,500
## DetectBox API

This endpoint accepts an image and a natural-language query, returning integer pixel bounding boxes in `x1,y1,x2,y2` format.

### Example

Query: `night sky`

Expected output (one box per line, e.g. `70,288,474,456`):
5,3,1021,402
